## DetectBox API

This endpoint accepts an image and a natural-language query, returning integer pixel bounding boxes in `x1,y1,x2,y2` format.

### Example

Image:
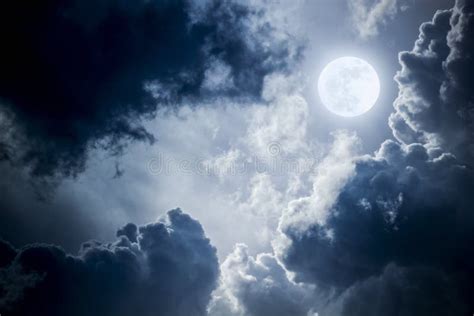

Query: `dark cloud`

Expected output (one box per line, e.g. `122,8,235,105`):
0,209,219,316
280,1,474,314
116,223,138,243
390,0,474,163
0,0,300,177
282,139,474,287
0,0,302,259
0,240,16,268
323,264,467,316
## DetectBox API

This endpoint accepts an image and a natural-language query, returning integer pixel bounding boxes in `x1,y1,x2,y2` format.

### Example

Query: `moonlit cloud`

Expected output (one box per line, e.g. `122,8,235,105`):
0,0,302,177
349,0,406,39
276,2,474,314
208,243,316,316
1,0,473,315
0,209,219,316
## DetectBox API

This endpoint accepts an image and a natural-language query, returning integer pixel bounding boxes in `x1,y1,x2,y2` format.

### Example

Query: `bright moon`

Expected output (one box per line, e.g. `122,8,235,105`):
318,57,380,117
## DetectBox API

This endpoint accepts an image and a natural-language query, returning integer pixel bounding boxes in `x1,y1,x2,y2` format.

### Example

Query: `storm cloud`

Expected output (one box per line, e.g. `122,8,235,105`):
390,0,474,163
1,0,473,315
0,209,219,316
0,0,301,177
278,1,474,314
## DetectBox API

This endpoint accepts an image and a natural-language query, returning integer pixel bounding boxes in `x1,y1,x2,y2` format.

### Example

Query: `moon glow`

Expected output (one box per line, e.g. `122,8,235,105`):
318,57,380,117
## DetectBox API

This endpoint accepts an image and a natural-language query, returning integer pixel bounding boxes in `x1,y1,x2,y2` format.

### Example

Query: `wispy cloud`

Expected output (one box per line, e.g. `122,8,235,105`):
349,0,406,39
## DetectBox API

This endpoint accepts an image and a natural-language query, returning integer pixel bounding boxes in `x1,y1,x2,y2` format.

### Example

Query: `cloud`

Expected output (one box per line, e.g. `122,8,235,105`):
391,2,474,162
0,71,317,259
349,0,405,39
277,1,474,313
215,7,474,308
0,0,305,259
0,209,219,316
279,130,361,234
208,244,316,316
5,1,474,314
322,264,467,315
281,138,474,288
0,0,301,177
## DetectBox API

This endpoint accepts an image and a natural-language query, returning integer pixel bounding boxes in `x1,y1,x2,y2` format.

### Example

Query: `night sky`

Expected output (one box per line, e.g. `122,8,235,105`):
1,0,473,315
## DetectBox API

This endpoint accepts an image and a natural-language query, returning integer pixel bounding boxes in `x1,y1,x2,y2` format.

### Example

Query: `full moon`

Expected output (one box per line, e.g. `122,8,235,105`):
318,57,380,117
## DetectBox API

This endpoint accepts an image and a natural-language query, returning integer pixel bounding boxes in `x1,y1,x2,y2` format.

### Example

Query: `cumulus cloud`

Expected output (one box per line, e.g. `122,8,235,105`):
277,1,474,314
5,1,474,315
0,71,319,260
281,139,474,288
391,1,474,162
0,0,301,177
349,0,406,39
200,1,474,314
0,209,219,316
208,244,316,316
0,0,305,262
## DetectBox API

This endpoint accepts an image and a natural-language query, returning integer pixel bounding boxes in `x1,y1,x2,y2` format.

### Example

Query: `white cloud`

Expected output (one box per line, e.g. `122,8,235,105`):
349,0,403,39
208,243,316,316
279,130,361,235
202,57,235,92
